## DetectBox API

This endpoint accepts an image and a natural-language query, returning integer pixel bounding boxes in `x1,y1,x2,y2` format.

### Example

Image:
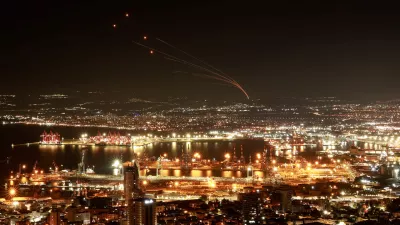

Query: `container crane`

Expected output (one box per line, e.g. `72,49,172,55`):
32,161,38,174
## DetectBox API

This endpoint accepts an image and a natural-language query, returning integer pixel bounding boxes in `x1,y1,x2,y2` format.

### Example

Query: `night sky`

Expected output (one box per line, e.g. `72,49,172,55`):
2,1,400,101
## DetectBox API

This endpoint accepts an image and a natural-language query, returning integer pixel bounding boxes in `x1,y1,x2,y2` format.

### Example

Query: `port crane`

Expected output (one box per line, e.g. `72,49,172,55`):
78,148,86,174
52,161,58,172
32,160,38,173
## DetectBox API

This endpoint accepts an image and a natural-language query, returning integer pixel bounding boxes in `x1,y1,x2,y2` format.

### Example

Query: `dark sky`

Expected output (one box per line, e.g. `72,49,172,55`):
1,1,400,101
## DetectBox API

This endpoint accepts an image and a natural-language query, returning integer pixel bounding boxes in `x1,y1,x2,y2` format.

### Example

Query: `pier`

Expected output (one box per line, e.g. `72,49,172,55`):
12,136,258,148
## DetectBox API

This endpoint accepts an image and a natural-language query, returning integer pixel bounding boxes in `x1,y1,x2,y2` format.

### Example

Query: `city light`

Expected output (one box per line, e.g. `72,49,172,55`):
144,199,153,204
9,188,16,196
193,152,201,159
112,160,120,167
3,4,400,225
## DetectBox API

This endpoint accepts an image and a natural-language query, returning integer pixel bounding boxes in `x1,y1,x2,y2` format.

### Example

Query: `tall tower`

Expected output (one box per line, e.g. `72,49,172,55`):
128,198,157,225
48,209,61,225
275,185,293,212
240,192,263,225
123,161,140,205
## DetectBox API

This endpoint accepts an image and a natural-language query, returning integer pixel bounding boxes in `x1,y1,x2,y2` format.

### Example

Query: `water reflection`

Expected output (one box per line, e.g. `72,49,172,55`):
152,168,265,178
173,170,181,177
254,171,264,178
190,170,202,177
18,139,380,177
222,170,233,178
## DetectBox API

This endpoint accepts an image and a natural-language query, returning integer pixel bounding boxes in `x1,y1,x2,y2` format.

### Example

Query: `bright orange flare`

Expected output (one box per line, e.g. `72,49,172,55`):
150,50,154,54
112,24,117,28
143,36,147,40
9,188,16,196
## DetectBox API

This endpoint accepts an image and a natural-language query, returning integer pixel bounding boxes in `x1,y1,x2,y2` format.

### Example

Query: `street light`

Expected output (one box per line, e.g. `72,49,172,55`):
247,166,252,178
9,188,16,197
19,164,26,175
194,152,201,159
112,160,121,176
224,153,231,160
208,179,216,188
112,160,120,167
174,181,179,189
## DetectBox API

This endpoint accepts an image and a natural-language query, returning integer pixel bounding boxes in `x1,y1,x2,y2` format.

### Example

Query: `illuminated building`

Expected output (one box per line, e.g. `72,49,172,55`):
65,206,77,222
275,185,293,213
48,209,61,225
239,192,263,225
128,198,157,225
123,161,140,205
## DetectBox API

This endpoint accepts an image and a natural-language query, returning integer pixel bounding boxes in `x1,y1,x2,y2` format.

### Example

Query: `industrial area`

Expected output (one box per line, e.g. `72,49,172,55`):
2,126,400,225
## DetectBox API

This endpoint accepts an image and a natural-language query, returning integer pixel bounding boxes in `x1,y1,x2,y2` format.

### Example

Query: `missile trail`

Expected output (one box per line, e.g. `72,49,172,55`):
133,41,233,83
166,58,249,99
156,38,237,83
173,71,250,99
164,57,234,83
133,40,249,99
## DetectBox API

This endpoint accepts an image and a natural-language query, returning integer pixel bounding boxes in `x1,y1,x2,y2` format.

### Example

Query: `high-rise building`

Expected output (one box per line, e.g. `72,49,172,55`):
48,209,61,225
65,206,77,222
240,192,263,225
127,198,157,225
275,185,293,212
123,161,140,205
